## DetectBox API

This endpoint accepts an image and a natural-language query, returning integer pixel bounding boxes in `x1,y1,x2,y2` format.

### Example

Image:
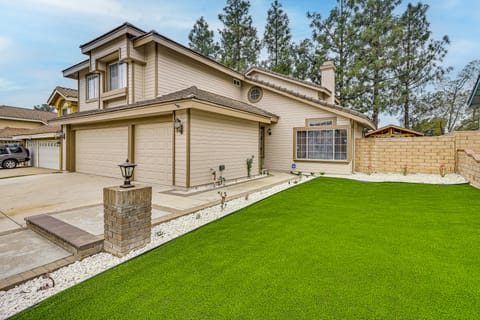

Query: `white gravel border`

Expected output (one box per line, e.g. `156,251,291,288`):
0,172,469,319
326,172,468,185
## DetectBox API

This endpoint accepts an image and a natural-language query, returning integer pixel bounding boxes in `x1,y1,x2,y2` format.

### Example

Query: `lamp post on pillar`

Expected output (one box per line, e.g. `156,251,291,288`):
103,161,151,257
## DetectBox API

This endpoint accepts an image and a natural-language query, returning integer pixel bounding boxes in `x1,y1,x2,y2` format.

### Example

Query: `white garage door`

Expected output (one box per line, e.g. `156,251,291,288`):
76,127,128,178
38,140,60,170
134,122,172,185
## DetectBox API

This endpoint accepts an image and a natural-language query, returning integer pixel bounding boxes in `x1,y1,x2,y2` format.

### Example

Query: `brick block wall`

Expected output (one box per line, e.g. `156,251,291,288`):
355,136,456,174
453,131,480,153
104,185,152,257
457,149,480,188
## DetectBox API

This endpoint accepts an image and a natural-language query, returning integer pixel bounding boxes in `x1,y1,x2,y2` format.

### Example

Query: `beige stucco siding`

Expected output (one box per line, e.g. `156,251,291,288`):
189,109,259,187
133,62,145,102
247,87,354,174
144,43,156,100
174,110,188,187
248,71,320,100
157,46,241,100
0,119,43,129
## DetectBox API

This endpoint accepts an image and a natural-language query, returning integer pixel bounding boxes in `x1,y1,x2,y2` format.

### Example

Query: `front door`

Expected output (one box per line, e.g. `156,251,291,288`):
259,126,265,171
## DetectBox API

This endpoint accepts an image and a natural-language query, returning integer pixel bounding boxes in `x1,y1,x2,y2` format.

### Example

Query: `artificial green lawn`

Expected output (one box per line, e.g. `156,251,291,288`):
14,178,480,319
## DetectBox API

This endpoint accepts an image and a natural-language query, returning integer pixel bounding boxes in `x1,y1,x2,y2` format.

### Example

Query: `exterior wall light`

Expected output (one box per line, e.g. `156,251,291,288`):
267,128,272,135
174,118,184,134
118,159,136,188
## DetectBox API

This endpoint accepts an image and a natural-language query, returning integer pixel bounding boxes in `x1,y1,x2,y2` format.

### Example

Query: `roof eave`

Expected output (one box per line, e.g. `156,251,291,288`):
0,116,46,125
63,59,89,78
80,22,146,54
244,78,375,129
133,32,243,79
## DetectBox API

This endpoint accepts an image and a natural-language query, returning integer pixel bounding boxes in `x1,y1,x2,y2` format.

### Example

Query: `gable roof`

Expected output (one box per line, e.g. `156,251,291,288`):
245,76,375,129
365,124,424,138
0,105,57,124
47,86,78,105
80,22,146,54
245,67,331,95
0,127,31,139
133,31,242,79
50,86,277,123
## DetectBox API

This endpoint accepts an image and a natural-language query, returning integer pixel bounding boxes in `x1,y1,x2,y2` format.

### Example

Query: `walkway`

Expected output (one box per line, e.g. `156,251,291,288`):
0,171,296,290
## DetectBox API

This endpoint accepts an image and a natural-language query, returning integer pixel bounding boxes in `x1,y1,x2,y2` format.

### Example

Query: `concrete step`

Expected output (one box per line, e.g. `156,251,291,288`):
25,214,103,259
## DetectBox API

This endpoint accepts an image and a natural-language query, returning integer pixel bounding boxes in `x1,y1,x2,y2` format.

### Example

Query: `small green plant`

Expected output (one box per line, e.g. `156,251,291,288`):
320,172,325,176
402,164,408,176
246,155,255,178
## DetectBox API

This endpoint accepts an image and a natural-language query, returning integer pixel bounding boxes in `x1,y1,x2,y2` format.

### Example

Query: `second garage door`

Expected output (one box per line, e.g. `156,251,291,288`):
38,141,60,170
76,127,128,178
134,123,172,185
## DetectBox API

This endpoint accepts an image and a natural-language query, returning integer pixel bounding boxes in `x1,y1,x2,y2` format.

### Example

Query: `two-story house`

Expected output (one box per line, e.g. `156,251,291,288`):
50,22,375,189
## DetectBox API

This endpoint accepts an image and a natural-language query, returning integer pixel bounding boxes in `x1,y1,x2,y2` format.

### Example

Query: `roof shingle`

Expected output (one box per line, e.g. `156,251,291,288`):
52,86,277,121
0,105,57,123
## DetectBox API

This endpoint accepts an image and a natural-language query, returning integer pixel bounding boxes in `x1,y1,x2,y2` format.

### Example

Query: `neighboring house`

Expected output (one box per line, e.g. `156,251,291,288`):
47,86,79,117
13,125,61,170
50,22,375,188
0,105,61,169
0,105,55,129
365,125,424,138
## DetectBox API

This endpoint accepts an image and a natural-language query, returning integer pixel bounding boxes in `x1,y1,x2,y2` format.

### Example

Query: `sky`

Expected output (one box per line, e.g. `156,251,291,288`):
0,0,479,126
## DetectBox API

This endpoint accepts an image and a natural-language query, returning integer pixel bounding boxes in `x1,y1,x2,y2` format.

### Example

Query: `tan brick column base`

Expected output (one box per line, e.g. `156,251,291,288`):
103,185,152,257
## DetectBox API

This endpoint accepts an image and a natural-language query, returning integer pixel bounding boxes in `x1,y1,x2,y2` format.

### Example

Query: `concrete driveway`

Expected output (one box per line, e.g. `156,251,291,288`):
0,172,171,233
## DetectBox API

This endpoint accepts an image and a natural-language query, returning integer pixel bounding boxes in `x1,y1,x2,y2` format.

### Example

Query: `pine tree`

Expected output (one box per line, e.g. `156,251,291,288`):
308,0,357,104
263,0,292,75
349,0,401,127
291,39,319,82
391,3,449,128
218,0,261,72
188,16,220,60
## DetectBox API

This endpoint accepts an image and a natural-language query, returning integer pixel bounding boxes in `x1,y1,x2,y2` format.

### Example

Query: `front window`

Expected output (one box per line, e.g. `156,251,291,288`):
296,129,348,161
109,62,127,91
86,75,98,100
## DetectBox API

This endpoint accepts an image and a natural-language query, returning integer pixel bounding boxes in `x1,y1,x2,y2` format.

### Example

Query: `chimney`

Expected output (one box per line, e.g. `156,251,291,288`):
320,61,336,104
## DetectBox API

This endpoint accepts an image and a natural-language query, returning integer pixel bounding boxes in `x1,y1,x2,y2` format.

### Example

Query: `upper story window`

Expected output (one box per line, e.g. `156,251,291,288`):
86,74,99,100
109,62,127,91
248,86,263,103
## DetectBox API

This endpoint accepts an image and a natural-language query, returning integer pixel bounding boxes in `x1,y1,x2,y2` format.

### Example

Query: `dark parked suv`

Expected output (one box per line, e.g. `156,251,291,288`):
0,144,30,169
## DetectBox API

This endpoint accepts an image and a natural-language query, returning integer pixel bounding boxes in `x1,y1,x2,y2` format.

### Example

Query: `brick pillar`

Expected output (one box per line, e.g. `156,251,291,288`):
103,185,152,257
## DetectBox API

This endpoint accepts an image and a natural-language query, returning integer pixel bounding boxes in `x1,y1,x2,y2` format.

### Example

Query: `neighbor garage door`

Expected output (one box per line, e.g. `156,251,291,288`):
38,141,60,170
76,127,128,178
134,122,173,185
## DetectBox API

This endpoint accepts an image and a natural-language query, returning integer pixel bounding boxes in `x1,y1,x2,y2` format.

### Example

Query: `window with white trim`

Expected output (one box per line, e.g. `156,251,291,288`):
296,129,348,160
86,75,99,100
108,62,127,91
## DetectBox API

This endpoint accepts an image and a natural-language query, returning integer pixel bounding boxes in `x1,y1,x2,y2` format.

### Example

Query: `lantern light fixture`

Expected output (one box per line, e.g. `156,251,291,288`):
118,159,136,188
